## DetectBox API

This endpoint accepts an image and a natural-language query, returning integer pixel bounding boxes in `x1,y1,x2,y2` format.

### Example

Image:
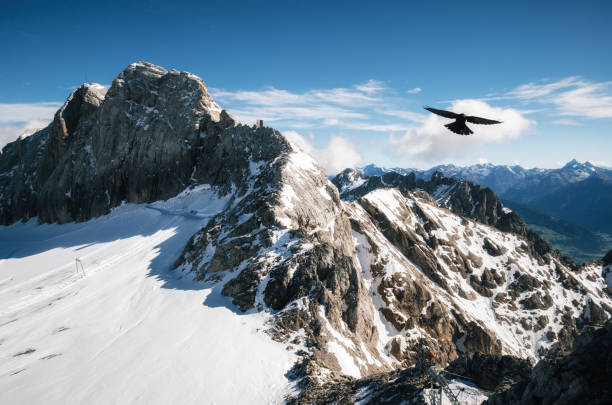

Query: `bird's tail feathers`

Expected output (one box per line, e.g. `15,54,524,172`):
445,121,473,135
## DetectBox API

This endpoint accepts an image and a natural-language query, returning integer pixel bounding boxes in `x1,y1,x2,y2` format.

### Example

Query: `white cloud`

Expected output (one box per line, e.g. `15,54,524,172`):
407,87,421,94
388,99,534,162
212,83,381,110
0,102,60,124
477,158,489,164
590,160,612,169
210,80,407,132
283,130,362,174
553,81,612,118
0,102,60,151
0,119,50,151
491,77,612,119
506,77,584,100
354,80,386,95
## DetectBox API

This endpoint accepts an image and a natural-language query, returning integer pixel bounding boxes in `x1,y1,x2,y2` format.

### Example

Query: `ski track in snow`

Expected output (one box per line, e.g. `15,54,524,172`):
0,187,296,405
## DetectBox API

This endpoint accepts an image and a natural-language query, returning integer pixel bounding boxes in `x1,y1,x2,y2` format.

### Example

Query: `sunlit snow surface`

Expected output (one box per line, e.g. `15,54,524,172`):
0,187,296,404
346,188,612,360
422,378,488,405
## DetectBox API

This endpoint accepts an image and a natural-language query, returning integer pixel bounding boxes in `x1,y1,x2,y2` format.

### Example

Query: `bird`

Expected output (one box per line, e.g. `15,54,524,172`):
424,107,502,135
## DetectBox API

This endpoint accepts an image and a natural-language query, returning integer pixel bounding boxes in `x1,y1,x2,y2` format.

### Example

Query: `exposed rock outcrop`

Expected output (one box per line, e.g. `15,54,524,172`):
1,62,225,224
287,367,429,404
344,187,611,368
289,352,531,404
174,134,393,380
446,353,532,392
485,321,612,405
332,168,575,268
0,84,106,224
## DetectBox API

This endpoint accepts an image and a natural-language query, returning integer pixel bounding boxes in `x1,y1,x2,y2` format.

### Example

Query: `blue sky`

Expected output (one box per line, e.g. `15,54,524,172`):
1,0,611,172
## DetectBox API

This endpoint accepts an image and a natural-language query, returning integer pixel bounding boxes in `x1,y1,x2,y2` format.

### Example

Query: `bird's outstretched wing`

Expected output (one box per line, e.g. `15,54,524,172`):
466,116,502,125
424,107,460,119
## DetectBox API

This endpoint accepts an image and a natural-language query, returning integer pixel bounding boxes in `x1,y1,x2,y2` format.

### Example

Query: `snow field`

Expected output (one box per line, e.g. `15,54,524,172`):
0,187,296,404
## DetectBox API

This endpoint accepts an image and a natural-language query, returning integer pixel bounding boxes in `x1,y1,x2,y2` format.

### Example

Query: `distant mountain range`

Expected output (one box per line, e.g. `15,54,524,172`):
361,160,612,262
362,159,612,195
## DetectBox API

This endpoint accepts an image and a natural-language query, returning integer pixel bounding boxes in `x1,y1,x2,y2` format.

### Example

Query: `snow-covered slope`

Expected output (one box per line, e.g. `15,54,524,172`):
345,188,611,364
0,62,396,401
0,187,296,404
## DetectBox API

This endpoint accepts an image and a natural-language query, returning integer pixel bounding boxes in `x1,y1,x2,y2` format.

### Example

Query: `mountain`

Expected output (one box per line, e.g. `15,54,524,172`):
1,62,610,403
301,319,612,404
485,320,612,405
0,64,226,224
361,163,419,178
362,160,612,197
332,168,564,263
502,200,612,262
503,159,612,201
501,159,612,236
505,172,612,234
362,162,536,194
360,161,612,262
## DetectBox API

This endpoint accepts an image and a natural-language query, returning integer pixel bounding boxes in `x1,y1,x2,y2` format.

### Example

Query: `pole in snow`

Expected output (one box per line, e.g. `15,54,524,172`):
75,258,85,278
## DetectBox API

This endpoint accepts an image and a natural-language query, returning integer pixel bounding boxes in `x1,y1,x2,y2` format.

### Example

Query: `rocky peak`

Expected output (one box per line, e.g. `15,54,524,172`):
0,62,243,224
49,83,106,163
55,83,106,132
562,158,580,168
347,185,610,363
332,168,367,193
331,168,582,267
107,61,222,122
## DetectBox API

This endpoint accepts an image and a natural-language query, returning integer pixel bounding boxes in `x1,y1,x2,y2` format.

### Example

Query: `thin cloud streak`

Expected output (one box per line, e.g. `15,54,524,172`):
0,102,62,124
354,79,386,95
210,79,413,132
484,77,612,119
376,109,427,123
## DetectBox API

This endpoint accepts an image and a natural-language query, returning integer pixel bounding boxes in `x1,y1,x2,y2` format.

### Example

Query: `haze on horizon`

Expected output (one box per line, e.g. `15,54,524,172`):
1,0,611,173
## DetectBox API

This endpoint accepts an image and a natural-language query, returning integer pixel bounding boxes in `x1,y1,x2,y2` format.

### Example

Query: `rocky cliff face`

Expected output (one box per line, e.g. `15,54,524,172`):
360,162,612,258
0,84,106,224
333,168,572,267
485,320,612,405
173,128,394,380
344,188,610,364
1,62,224,224
334,169,521,232
1,62,610,399
291,352,532,404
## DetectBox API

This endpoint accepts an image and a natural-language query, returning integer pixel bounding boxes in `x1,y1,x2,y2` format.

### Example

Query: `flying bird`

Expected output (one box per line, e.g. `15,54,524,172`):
424,107,502,135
